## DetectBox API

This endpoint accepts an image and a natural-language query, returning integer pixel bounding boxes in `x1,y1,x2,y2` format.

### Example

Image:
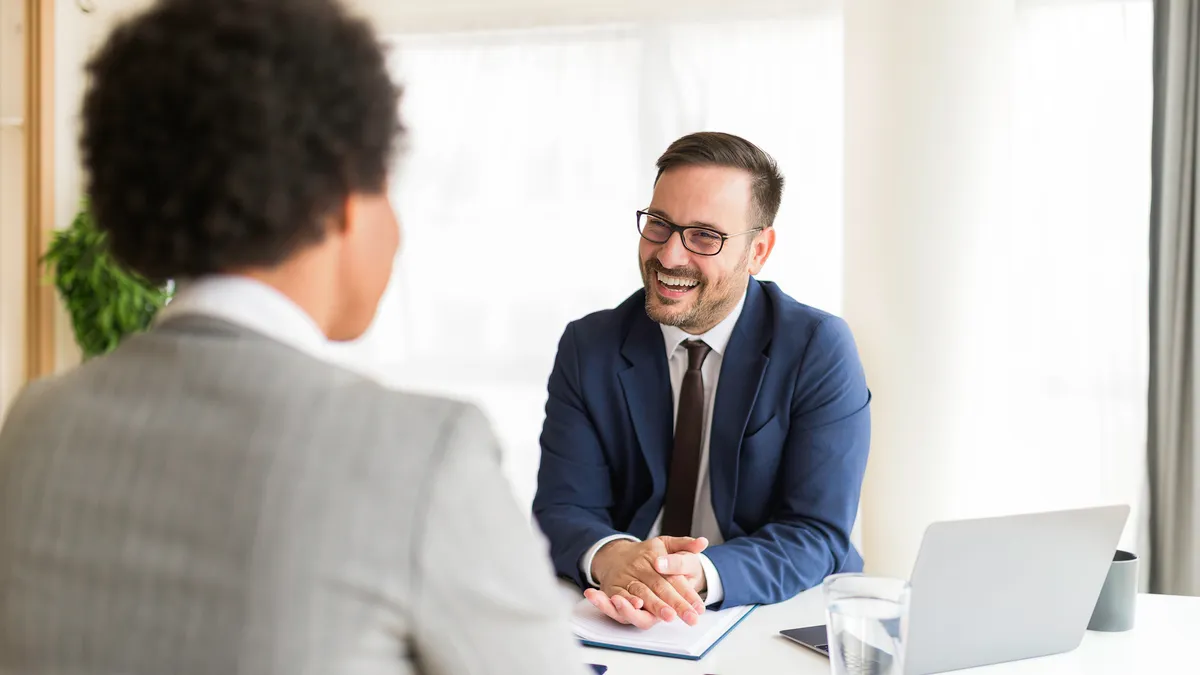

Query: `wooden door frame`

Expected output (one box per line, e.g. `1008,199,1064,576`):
24,0,55,380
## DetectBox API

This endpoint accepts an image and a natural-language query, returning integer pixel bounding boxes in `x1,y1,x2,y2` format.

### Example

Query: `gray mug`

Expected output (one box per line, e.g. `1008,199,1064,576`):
1087,550,1138,632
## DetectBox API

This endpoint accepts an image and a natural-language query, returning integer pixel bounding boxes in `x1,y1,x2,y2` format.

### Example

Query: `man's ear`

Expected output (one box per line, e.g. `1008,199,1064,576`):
329,194,358,236
746,227,776,276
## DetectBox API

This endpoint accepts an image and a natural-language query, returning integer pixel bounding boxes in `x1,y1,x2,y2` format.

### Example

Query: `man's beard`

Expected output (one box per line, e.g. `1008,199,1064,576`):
641,251,748,333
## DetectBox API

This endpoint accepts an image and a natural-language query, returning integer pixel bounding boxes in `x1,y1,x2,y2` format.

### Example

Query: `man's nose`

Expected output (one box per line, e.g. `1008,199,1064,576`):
656,231,692,269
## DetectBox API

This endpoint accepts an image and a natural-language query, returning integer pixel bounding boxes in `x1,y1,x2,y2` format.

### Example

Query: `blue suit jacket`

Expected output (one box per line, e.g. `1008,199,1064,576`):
532,279,870,608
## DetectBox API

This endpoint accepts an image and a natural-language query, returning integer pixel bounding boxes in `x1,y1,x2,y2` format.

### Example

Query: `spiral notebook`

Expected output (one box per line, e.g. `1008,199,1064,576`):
571,599,757,661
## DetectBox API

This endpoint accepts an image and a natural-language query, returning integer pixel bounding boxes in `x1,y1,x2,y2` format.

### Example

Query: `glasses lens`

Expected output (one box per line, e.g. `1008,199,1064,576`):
639,214,672,243
684,228,723,255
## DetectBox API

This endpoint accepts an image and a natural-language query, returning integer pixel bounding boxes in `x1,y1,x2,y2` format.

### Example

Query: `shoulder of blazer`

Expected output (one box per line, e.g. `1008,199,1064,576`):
562,287,649,351
755,279,847,351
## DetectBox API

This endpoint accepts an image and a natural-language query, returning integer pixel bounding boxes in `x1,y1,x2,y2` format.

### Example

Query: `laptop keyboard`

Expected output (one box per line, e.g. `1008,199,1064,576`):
821,643,890,674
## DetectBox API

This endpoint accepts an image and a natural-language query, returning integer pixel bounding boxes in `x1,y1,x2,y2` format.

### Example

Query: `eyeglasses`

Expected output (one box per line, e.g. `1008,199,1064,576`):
636,210,763,257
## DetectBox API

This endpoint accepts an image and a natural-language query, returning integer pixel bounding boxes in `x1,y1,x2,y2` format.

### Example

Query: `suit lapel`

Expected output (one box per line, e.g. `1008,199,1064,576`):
618,307,674,528
710,281,771,537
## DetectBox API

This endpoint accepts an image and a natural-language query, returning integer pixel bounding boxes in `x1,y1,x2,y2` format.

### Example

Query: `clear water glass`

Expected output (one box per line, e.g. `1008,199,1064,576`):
823,574,911,675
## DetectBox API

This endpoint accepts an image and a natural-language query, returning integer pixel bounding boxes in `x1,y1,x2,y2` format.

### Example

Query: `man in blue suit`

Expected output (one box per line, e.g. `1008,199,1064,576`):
533,132,870,629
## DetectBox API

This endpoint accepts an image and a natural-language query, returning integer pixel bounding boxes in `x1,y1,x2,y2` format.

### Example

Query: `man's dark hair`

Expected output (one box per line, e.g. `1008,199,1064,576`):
655,132,785,229
81,0,402,283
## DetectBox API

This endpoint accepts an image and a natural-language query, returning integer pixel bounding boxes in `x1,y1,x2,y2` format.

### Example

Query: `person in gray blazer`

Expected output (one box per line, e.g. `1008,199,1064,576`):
0,1,589,674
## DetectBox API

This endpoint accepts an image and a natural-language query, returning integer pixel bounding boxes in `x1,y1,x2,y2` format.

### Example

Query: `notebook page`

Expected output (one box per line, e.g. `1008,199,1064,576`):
572,599,754,657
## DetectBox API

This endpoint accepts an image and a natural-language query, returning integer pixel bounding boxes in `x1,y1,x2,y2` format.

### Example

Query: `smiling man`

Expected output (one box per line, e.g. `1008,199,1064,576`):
533,132,872,628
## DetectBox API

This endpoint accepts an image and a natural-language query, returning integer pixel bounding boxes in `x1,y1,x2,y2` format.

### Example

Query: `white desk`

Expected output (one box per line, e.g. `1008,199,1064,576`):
579,589,1200,674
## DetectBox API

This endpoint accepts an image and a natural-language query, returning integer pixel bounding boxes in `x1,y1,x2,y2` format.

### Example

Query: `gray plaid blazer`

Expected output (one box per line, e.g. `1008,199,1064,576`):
0,316,587,675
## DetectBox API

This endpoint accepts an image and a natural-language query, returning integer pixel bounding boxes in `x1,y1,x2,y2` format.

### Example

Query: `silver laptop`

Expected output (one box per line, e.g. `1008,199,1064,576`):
781,505,1130,674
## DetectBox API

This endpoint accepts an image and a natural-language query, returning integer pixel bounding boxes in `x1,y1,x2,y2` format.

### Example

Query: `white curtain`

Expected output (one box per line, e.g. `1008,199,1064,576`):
328,1,1153,534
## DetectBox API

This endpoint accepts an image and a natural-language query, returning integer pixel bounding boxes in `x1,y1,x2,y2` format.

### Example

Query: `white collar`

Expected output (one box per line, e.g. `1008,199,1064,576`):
659,285,748,359
156,275,329,359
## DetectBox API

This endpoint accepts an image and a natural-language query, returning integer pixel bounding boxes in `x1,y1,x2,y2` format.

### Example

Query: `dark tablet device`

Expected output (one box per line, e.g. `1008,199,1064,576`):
781,625,893,671
780,625,830,656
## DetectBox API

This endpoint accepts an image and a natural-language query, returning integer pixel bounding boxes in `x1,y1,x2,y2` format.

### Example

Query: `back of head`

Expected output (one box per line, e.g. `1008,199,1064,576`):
82,0,403,339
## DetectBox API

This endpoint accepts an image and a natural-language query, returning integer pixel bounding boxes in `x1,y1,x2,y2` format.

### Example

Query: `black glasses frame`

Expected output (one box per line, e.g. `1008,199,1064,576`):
636,210,763,257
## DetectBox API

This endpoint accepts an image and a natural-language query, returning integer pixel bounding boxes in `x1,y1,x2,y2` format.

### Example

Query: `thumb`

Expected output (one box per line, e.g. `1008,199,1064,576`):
658,536,709,554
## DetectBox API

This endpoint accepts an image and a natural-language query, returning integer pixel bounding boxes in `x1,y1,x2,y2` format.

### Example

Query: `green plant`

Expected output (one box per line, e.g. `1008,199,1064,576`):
42,199,173,359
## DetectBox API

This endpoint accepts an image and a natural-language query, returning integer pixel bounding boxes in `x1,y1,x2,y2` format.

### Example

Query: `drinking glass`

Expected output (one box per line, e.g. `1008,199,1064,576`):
823,573,910,675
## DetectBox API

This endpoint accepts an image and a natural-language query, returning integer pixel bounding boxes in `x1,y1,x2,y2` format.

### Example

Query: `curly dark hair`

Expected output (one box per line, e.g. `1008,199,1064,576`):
81,0,403,282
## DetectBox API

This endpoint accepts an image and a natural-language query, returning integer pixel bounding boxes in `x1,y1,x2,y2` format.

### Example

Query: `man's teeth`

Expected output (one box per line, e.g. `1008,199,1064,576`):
657,272,699,288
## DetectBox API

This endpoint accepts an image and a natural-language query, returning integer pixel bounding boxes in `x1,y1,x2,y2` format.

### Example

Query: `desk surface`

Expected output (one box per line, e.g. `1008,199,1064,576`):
578,589,1200,674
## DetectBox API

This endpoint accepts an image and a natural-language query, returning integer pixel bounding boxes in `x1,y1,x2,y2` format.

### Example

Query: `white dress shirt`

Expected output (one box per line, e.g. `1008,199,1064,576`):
156,275,330,359
579,291,747,606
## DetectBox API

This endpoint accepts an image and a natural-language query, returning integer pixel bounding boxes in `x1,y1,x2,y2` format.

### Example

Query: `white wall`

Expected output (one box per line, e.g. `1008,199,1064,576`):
0,0,28,419
846,0,1149,576
348,0,836,33
51,0,154,371
845,0,1019,577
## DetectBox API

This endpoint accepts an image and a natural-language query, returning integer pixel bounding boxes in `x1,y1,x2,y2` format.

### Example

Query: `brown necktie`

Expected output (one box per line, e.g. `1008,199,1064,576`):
662,339,711,536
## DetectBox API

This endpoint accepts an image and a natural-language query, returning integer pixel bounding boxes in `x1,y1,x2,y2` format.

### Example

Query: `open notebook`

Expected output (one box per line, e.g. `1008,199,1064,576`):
571,599,757,660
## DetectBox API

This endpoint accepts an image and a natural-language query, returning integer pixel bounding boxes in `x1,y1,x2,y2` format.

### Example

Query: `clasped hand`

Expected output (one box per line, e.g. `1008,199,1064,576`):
584,536,710,629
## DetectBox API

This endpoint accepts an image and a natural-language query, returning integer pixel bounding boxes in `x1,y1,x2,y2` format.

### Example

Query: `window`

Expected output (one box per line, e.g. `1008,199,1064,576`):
326,12,844,507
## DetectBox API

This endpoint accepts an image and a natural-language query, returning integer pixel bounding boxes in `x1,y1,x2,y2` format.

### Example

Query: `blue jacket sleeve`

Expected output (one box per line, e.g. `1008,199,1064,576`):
532,323,624,587
703,316,871,607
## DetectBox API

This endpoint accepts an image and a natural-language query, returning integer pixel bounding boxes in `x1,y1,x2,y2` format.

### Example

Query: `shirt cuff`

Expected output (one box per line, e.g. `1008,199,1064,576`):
579,534,640,587
697,553,724,606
